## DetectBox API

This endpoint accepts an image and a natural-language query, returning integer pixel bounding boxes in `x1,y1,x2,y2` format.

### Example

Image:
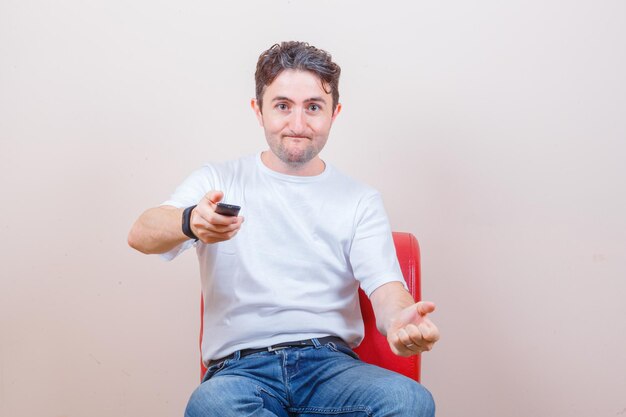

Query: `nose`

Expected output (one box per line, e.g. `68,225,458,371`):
288,108,306,134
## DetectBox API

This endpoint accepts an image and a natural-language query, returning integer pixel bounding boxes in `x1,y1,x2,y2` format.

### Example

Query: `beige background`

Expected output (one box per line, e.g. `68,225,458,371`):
1,1,625,416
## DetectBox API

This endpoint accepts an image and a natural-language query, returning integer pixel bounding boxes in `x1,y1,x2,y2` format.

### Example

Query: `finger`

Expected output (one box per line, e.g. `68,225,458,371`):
194,203,239,226
416,301,436,317
191,209,240,239
209,212,241,226
202,221,239,233
396,328,416,351
196,215,243,232
200,228,241,241
404,322,439,351
211,215,244,230
404,323,425,344
203,190,224,206
402,324,437,353
387,333,403,356
389,330,425,356
388,333,412,357
195,222,243,244
418,321,440,343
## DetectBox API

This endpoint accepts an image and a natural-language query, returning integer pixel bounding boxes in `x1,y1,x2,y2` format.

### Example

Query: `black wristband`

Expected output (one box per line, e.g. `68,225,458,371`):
182,205,199,241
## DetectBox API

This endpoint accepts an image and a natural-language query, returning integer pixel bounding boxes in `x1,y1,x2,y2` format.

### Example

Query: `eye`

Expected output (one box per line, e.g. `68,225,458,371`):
308,103,321,112
276,103,289,111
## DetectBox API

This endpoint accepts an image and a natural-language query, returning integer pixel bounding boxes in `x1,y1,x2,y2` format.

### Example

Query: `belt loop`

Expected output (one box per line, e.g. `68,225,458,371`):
232,350,242,361
267,345,289,352
311,338,322,348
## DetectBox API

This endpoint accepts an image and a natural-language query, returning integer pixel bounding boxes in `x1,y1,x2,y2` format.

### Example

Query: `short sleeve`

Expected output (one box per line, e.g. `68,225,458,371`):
349,192,406,297
161,165,219,209
158,165,220,261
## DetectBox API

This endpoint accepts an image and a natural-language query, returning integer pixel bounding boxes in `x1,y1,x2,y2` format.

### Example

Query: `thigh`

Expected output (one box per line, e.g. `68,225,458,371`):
185,358,289,417
289,345,435,417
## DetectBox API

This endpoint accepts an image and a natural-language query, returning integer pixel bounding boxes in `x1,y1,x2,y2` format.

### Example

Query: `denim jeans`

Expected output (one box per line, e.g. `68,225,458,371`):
185,338,435,416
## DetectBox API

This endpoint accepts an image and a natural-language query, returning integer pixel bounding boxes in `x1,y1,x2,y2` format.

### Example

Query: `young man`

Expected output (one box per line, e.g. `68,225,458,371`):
128,41,439,416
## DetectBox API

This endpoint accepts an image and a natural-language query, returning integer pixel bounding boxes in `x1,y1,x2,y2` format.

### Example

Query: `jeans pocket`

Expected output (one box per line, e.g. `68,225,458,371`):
201,360,228,382
327,342,360,360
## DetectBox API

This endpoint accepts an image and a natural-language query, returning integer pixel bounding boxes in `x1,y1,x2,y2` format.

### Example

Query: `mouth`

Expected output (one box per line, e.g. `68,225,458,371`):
283,135,310,140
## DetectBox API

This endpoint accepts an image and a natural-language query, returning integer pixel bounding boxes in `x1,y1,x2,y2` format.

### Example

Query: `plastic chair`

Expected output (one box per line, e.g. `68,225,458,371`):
200,231,421,382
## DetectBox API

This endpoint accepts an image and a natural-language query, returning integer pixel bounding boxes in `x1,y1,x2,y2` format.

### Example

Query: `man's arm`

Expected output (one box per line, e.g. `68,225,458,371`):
127,205,188,254
369,281,440,356
127,190,244,254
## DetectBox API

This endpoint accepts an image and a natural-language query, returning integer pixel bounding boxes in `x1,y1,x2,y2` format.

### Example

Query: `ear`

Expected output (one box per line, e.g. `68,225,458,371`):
331,103,342,122
251,98,264,127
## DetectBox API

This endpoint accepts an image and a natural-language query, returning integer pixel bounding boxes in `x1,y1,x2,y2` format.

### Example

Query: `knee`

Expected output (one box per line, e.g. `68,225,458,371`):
389,378,436,417
380,377,435,417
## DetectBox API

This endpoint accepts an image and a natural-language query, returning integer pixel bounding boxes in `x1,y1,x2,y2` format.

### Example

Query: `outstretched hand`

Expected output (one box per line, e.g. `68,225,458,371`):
386,301,439,357
190,190,244,244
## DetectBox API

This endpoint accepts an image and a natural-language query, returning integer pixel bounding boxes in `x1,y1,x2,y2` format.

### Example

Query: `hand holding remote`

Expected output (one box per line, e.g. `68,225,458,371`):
190,191,244,244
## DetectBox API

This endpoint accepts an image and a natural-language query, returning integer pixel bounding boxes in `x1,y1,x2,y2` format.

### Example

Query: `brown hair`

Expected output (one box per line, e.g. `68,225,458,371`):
255,41,341,112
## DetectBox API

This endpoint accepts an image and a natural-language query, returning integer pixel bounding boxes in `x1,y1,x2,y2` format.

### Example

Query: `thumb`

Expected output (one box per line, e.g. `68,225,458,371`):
204,190,224,205
416,301,436,317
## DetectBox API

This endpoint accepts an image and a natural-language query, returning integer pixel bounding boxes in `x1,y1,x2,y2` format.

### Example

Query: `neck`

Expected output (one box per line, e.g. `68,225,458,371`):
261,151,325,176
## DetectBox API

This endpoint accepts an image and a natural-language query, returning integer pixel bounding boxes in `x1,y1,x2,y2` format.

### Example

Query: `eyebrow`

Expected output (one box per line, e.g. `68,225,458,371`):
271,96,327,104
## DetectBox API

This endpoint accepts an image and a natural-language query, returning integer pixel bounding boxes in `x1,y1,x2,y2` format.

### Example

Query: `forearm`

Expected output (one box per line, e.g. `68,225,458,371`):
369,281,415,335
127,206,190,254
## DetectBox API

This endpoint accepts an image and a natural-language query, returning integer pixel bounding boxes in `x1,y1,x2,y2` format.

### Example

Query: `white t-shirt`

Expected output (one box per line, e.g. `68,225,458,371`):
161,153,404,363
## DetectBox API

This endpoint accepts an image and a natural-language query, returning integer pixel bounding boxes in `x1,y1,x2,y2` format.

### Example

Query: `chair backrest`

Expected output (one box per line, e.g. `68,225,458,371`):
199,231,421,381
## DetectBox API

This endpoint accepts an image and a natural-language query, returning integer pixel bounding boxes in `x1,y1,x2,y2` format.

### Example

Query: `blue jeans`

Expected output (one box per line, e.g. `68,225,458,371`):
185,338,435,416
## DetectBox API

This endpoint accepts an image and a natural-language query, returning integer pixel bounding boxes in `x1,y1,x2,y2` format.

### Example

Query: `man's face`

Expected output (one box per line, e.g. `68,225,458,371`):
252,69,341,174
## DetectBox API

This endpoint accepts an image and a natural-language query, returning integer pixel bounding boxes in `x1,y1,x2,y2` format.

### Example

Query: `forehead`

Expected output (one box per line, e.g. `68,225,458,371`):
263,69,330,101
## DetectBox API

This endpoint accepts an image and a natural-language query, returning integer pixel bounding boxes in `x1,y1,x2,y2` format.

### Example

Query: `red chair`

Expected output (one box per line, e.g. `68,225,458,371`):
353,232,421,381
200,231,421,382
